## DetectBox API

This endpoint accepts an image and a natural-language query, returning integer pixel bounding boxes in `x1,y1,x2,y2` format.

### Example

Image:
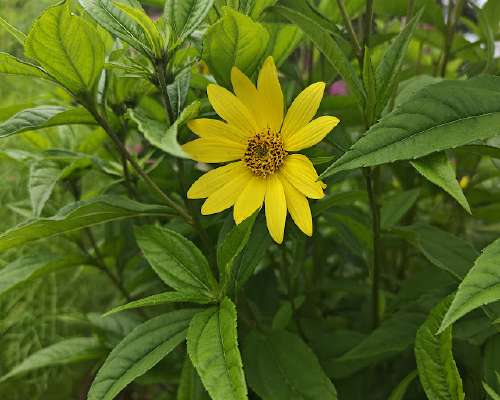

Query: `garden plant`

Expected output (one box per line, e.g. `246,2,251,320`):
0,0,500,399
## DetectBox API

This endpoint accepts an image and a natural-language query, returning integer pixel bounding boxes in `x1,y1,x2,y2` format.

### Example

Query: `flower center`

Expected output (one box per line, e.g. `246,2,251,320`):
243,131,287,177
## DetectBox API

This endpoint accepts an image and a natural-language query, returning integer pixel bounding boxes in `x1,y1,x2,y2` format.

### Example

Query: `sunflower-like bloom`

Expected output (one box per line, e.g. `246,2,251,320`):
183,56,340,243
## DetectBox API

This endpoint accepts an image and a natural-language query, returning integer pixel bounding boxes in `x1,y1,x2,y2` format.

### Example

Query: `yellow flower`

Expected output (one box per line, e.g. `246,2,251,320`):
183,56,340,243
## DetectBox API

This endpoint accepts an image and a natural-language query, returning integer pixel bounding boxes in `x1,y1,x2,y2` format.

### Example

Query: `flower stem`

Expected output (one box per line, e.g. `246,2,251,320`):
85,103,193,222
439,0,464,77
364,167,381,328
336,0,363,62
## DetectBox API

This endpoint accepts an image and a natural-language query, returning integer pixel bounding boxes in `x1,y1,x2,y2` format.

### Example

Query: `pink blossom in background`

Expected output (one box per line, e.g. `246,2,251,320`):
328,80,348,96
127,143,143,155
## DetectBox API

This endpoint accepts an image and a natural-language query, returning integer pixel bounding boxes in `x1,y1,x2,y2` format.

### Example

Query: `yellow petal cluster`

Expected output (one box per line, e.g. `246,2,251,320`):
183,56,339,243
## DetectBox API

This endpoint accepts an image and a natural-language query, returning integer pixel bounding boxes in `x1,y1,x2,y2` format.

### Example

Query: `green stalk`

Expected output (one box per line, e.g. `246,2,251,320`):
439,0,464,77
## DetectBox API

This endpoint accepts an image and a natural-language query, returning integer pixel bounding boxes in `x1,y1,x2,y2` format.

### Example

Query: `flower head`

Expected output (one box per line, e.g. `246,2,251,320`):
183,56,340,243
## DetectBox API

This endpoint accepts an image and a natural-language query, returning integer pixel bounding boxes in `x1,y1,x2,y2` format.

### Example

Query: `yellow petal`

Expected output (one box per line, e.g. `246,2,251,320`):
280,154,325,199
187,162,244,199
201,168,252,215
182,138,245,163
284,116,340,151
280,175,312,236
187,118,248,144
207,84,257,135
265,174,287,244
231,67,265,131
257,56,284,133
233,175,267,224
281,82,326,141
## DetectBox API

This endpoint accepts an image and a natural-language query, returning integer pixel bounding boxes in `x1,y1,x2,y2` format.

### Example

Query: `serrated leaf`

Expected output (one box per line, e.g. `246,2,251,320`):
0,53,52,80
187,298,248,400
88,309,197,400
415,296,464,400
79,0,154,57
165,0,215,44
105,291,213,316
273,4,365,105
0,15,27,44
114,1,164,57
0,253,89,298
0,106,96,138
394,224,478,281
375,10,422,115
264,23,302,66
322,76,500,177
25,1,105,93
29,160,62,216
411,152,471,213
167,68,191,117
380,188,420,230
243,330,337,400
439,238,500,333
130,101,199,158
0,337,104,383
0,195,171,252
203,8,268,88
134,225,218,298
217,213,256,286
388,370,418,400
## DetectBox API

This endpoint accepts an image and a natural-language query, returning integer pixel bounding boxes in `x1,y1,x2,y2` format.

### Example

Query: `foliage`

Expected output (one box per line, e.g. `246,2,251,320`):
0,0,499,399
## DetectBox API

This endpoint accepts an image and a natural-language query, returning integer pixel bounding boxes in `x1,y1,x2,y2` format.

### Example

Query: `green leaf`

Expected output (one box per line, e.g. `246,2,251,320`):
388,370,418,400
362,46,377,125
134,225,218,299
484,382,500,400
217,213,256,286
177,356,210,400
25,1,105,93
29,160,62,216
483,335,500,397
334,312,425,376
243,330,337,399
0,52,52,79
439,238,500,333
187,298,248,400
393,224,478,281
264,23,302,66
375,10,422,115
167,68,191,117
0,337,104,383
203,7,269,88
88,309,197,400
273,4,365,105
229,216,271,293
415,296,464,400
322,76,500,177
130,100,199,158
0,195,171,252
0,15,27,44
380,188,420,230
79,0,154,57
165,0,215,44
105,291,213,316
0,253,89,298
0,106,96,138
114,1,164,57
411,152,471,213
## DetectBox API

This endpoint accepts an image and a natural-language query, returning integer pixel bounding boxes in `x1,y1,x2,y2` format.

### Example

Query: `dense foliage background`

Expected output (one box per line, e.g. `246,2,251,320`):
0,0,500,399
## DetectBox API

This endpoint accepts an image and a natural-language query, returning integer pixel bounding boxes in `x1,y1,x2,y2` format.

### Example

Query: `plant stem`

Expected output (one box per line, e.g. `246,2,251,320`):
439,0,464,77
363,0,374,52
154,61,175,124
364,167,381,328
336,0,363,62
85,104,193,223
84,228,134,303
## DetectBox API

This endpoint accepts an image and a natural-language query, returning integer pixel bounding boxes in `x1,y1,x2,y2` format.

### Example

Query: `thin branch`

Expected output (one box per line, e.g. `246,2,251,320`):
336,0,363,62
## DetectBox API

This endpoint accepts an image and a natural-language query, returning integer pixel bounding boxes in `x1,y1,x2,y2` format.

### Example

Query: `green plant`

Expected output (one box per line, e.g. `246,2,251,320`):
0,0,499,399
